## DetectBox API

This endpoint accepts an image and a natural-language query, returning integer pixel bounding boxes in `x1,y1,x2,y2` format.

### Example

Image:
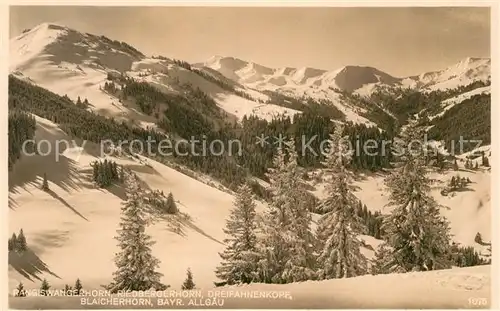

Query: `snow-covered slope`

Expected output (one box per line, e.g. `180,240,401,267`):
9,23,299,124
407,57,491,91
430,85,491,119
349,166,491,256
9,265,491,309
8,115,263,291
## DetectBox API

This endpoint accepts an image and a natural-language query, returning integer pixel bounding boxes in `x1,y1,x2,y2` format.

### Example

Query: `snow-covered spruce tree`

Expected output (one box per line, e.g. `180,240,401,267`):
382,118,452,272
215,183,260,285
181,268,196,290
105,173,168,293
10,233,18,251
17,229,27,252
370,243,397,275
257,139,316,283
74,278,83,295
16,282,26,297
316,123,367,279
165,192,178,214
40,278,50,296
8,234,16,252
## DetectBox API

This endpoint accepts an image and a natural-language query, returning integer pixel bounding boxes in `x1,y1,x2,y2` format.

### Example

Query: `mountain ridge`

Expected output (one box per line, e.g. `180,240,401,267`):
9,22,492,129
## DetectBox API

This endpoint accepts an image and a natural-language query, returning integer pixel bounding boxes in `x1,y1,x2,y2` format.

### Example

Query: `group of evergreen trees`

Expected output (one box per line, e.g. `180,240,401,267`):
75,96,90,109
448,174,471,191
15,278,83,297
449,244,488,267
103,81,119,94
8,229,27,252
8,110,36,170
354,203,384,239
146,190,178,215
9,74,397,198
464,159,479,170
215,120,466,285
215,126,368,285
237,112,393,180
91,159,123,188
428,93,490,154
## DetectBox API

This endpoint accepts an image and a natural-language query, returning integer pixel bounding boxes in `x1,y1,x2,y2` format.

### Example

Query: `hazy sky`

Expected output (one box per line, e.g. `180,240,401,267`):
10,6,490,77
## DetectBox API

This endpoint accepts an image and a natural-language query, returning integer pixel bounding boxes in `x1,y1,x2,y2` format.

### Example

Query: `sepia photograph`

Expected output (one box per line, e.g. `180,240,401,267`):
6,3,496,309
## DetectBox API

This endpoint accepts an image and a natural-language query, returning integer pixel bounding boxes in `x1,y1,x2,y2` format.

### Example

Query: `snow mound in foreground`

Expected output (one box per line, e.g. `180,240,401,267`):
9,265,491,309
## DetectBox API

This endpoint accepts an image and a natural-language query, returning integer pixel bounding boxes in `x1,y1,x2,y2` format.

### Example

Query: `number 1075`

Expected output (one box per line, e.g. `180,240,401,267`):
468,297,488,306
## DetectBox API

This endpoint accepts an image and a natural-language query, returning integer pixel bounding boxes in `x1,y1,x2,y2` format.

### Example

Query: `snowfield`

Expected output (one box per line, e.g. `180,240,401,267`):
9,25,299,124
9,265,491,309
8,116,492,305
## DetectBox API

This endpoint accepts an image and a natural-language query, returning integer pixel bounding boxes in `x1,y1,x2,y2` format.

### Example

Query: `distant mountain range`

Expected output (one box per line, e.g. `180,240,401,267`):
9,23,491,128
197,55,490,95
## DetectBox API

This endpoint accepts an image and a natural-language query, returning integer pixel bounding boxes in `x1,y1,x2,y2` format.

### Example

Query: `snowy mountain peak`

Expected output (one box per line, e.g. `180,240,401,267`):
328,65,400,92
410,56,491,91
10,22,145,73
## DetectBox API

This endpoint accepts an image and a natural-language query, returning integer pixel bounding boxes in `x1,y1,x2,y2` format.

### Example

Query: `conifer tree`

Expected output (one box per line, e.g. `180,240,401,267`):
181,268,196,290
41,173,49,191
383,119,452,272
106,173,168,293
40,279,50,296
165,192,178,214
371,243,397,275
64,284,72,295
17,229,27,252
10,233,17,251
74,278,83,295
8,234,15,252
474,232,483,244
16,282,26,297
316,124,367,279
216,183,259,284
256,140,316,283
450,176,457,189
482,154,490,167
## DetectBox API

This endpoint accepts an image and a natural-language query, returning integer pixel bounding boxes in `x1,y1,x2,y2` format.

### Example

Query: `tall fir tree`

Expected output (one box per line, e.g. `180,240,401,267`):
16,282,26,297
17,229,27,252
8,234,16,251
74,278,83,295
482,153,490,167
106,173,168,293
40,278,50,296
371,243,397,275
181,268,196,290
10,233,17,251
215,183,259,285
256,139,316,283
316,123,367,279
382,119,452,272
